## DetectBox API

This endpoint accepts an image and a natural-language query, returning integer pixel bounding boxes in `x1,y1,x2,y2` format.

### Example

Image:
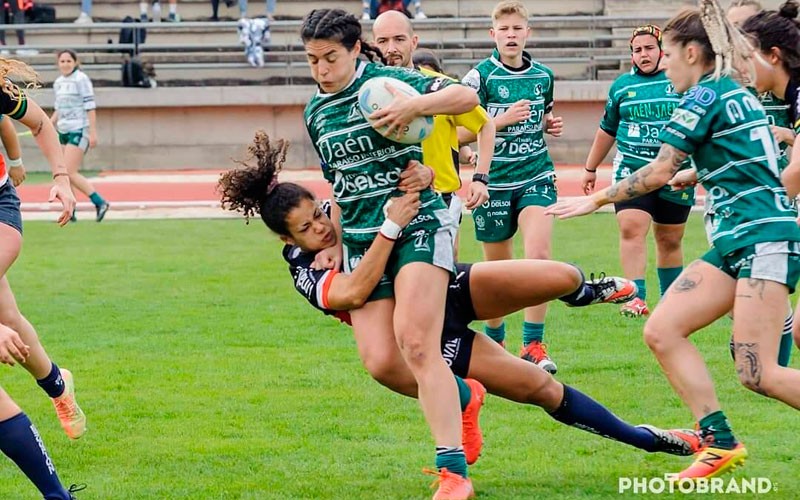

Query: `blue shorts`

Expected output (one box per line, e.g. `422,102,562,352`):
0,181,22,234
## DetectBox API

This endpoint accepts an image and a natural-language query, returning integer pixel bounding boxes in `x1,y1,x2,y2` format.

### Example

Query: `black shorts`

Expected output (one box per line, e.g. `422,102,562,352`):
440,263,476,378
614,191,691,225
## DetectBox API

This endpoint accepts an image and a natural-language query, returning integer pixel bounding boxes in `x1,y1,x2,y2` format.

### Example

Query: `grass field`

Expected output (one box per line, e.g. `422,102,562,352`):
0,214,797,499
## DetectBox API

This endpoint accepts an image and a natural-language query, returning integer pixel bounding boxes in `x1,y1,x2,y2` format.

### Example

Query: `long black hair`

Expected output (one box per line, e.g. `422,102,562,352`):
742,1,800,81
300,8,386,64
218,130,314,236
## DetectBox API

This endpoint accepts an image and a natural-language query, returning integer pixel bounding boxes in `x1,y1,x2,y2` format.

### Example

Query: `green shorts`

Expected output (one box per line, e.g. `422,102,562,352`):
472,177,557,243
701,241,800,293
58,128,89,153
343,204,457,303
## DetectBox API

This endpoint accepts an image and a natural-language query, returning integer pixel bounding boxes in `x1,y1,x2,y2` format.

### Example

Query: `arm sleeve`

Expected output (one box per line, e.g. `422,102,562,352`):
599,81,621,136
79,73,96,111
461,68,488,108
0,81,27,119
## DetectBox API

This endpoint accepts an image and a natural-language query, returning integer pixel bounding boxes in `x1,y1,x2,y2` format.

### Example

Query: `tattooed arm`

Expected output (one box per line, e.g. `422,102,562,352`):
546,143,689,219
593,143,688,205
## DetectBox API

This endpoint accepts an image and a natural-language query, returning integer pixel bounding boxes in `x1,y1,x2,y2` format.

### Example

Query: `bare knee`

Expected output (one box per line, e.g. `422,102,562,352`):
654,230,683,255
643,319,676,355
395,333,432,369
521,374,562,407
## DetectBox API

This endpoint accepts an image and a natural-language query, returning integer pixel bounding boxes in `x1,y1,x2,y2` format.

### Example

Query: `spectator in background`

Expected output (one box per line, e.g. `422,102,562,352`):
362,0,426,20
211,0,275,21
0,0,37,56
140,0,179,22
74,0,92,23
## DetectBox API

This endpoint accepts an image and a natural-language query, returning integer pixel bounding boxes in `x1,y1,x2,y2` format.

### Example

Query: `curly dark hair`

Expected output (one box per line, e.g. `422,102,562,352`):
217,130,314,236
742,1,800,81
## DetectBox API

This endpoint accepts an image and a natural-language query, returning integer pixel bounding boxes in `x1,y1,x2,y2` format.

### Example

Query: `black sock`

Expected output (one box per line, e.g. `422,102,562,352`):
0,413,69,500
549,385,658,452
558,267,596,307
36,363,65,399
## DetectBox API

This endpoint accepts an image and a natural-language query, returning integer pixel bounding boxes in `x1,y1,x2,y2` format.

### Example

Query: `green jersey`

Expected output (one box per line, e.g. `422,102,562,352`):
462,50,555,189
758,91,791,170
601,69,694,206
304,60,450,246
659,75,800,256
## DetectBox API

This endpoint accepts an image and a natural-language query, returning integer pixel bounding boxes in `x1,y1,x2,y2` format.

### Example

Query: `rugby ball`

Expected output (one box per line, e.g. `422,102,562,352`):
357,76,434,144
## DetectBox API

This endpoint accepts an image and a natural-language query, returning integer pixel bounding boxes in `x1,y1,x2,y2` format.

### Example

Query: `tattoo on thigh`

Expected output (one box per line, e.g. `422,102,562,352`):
734,342,766,395
672,272,702,293
746,278,766,300
31,120,43,137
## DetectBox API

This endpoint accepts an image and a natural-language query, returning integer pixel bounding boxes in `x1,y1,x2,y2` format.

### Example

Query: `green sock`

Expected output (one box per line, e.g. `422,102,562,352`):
698,410,737,449
779,331,793,367
657,267,683,296
484,323,505,344
522,322,544,346
633,279,646,301
89,192,105,207
435,446,467,478
454,376,471,412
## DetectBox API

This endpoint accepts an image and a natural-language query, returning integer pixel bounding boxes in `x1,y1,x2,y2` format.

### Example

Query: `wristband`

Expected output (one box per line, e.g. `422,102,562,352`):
7,157,21,167
584,167,597,173
379,218,402,241
472,172,489,185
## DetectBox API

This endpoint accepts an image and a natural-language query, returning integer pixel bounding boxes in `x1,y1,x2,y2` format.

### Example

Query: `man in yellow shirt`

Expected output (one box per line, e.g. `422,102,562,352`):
372,10,494,236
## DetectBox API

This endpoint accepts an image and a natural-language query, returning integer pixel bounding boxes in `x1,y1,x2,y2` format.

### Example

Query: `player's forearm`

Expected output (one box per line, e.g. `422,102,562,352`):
585,129,616,171
333,237,395,309
413,85,479,117
593,145,686,205
21,102,67,176
87,109,97,134
0,118,21,160
782,162,800,199
473,119,495,175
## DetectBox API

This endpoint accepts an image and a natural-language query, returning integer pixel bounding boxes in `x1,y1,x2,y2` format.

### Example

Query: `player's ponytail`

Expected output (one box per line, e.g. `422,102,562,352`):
742,1,800,81
218,130,314,236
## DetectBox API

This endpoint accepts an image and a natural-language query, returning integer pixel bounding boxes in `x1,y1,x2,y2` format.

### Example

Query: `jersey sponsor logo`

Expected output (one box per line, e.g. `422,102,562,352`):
627,91,636,98
462,69,481,91
347,102,362,123
332,169,402,198
672,108,701,131
408,213,435,226
496,138,545,155
441,337,462,367
348,254,363,272
663,126,687,140
429,77,447,92
295,268,317,301
318,134,377,164
684,85,716,106
474,215,485,229
498,85,510,99
628,123,640,138
627,101,677,120
411,229,431,252
665,83,675,95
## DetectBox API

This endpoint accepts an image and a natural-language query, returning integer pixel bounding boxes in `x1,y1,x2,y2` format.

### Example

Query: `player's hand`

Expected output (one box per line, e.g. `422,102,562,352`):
386,192,420,228
582,169,597,195
0,324,29,366
498,99,531,127
544,196,601,219
89,130,98,148
464,181,489,210
545,115,564,137
771,125,795,146
50,175,76,227
8,165,25,186
458,145,477,167
368,82,419,139
668,169,698,191
399,160,433,193
312,244,342,271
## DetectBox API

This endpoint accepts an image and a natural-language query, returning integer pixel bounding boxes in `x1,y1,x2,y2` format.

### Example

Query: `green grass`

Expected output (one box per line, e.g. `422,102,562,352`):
0,214,797,499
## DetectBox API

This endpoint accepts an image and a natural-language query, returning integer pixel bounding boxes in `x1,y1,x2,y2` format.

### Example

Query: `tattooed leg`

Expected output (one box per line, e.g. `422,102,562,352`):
732,277,800,408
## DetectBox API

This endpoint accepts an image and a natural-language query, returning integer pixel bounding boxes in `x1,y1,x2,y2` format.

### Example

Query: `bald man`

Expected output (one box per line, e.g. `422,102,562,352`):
372,11,494,249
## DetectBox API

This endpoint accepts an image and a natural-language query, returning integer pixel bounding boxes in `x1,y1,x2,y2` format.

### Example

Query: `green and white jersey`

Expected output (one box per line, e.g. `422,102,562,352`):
462,50,555,189
601,69,694,206
53,69,95,133
758,91,791,170
659,75,800,256
304,60,450,247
